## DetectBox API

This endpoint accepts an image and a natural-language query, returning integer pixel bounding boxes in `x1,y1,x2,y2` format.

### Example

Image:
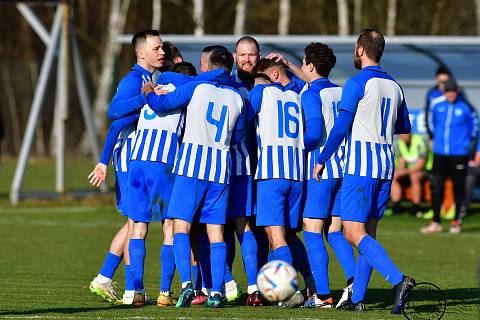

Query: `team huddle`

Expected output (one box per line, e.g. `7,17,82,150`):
88,28,416,314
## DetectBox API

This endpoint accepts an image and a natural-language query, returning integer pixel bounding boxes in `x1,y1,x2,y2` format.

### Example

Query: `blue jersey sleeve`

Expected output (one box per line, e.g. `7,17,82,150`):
339,79,363,114
146,81,197,114
394,99,412,134
108,74,146,120
247,85,265,115
317,109,354,165
232,109,246,144
301,90,323,152
99,115,139,165
157,72,193,86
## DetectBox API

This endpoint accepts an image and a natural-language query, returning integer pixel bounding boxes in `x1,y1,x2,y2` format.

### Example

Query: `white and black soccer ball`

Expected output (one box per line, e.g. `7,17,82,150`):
256,260,298,302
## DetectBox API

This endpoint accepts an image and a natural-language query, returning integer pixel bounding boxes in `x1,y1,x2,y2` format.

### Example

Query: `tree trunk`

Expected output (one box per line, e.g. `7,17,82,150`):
78,0,131,153
278,0,290,35
234,0,247,35
193,0,204,36
353,0,362,33
430,0,445,35
2,66,20,155
386,0,397,36
476,0,480,35
336,0,349,36
152,0,162,30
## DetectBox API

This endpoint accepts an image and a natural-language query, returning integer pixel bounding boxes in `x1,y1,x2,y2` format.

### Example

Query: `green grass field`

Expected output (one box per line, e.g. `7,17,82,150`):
0,158,479,319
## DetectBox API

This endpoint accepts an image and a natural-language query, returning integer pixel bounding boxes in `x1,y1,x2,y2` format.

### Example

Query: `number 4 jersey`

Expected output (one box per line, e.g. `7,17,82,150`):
248,83,305,181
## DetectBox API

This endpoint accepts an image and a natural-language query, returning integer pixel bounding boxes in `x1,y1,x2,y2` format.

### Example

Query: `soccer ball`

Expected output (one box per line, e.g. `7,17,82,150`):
256,260,298,302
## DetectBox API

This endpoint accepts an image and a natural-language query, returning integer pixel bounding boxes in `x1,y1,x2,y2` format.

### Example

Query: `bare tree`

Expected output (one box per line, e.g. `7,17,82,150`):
152,0,162,30
476,0,480,35
2,66,20,154
336,0,349,36
353,0,362,33
193,0,204,36
80,0,131,152
278,0,290,35
386,0,397,36
234,0,247,35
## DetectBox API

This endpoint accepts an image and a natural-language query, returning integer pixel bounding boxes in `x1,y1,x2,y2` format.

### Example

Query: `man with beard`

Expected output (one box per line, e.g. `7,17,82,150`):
233,36,260,89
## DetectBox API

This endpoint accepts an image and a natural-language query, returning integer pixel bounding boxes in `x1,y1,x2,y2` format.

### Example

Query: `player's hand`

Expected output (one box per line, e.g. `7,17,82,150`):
312,163,325,182
141,81,155,94
475,151,480,166
88,163,107,188
265,52,288,66
154,85,169,95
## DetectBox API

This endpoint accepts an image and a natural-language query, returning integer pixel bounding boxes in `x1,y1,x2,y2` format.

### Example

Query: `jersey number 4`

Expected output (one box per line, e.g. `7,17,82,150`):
206,101,228,142
277,100,300,139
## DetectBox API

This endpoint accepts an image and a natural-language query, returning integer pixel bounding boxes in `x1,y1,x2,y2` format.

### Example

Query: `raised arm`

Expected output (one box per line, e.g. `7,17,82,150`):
145,81,197,114
108,75,146,120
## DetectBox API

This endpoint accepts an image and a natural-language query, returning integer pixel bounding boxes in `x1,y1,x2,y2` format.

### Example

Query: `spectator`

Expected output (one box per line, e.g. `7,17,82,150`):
391,133,427,216
421,78,479,234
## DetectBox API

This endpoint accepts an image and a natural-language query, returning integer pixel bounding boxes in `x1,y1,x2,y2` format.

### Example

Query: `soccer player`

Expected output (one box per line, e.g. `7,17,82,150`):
88,29,165,305
233,36,261,88
312,28,415,313
248,59,306,308
144,47,245,308
300,43,356,309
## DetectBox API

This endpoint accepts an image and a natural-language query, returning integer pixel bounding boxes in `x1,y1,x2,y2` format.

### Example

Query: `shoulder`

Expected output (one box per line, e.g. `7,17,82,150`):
430,96,447,109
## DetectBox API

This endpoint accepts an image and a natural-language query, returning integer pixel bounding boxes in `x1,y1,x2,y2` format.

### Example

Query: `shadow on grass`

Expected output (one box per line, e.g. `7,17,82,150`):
0,304,131,316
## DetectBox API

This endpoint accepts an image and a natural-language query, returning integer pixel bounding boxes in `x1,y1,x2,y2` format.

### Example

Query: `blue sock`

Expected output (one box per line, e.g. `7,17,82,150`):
99,252,122,279
173,233,191,284
351,252,372,304
124,264,135,291
128,239,145,290
238,231,258,286
210,242,227,292
192,264,202,290
160,244,175,292
290,235,313,281
254,228,269,269
358,235,403,286
327,231,356,282
225,224,236,270
199,232,212,289
303,231,330,295
272,245,292,265
224,261,234,283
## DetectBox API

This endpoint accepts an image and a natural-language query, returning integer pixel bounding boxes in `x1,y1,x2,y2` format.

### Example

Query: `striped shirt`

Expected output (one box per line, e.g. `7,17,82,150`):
248,83,305,181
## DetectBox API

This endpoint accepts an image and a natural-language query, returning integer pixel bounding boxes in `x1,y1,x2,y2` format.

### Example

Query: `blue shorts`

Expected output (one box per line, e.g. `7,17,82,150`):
341,174,392,223
115,171,129,216
256,179,303,229
303,178,342,219
167,175,229,225
227,175,253,219
126,160,175,223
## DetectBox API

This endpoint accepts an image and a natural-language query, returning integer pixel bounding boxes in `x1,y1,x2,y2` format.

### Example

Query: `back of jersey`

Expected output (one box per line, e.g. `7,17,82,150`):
254,84,305,181
343,67,404,179
173,83,244,184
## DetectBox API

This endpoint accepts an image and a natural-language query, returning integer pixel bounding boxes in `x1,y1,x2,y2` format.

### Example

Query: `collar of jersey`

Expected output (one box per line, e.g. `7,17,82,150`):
310,77,331,86
132,64,153,79
363,65,384,73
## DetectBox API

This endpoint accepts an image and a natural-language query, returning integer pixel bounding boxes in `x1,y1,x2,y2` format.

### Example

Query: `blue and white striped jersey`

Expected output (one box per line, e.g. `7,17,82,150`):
108,64,152,172
146,70,245,184
303,78,344,180
130,72,192,165
340,66,409,180
249,83,305,181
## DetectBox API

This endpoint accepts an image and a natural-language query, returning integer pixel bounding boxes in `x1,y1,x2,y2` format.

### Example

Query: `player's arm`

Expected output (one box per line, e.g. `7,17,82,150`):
108,75,146,120
265,52,307,82
394,99,411,134
247,85,265,117
145,81,197,114
301,90,323,152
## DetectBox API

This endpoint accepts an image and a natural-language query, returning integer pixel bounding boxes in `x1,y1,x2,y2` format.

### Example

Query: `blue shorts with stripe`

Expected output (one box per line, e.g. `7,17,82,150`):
115,171,129,216
126,160,175,223
227,175,253,219
167,175,229,225
256,179,303,229
303,178,342,219
341,174,392,223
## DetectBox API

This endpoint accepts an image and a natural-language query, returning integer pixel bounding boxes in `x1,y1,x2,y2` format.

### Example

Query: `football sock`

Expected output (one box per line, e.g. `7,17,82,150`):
238,231,258,286
99,252,122,279
304,231,330,295
224,261,234,283
272,245,292,265
290,234,313,282
253,228,269,269
210,242,227,293
351,252,372,304
327,231,356,282
358,235,403,286
160,244,175,292
173,233,191,285
128,239,145,291
199,232,212,289
192,264,202,290
124,264,135,291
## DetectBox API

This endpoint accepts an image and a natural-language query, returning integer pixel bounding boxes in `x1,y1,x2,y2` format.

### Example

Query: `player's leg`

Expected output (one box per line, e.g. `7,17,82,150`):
449,155,469,233
190,224,208,305
122,218,135,304
409,171,423,216
223,221,240,301
422,154,447,233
